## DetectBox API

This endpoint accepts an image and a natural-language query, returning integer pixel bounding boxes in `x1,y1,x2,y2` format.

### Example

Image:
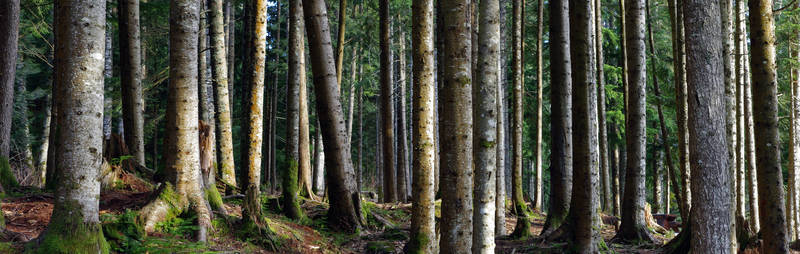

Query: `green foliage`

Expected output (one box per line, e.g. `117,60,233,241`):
110,155,134,166
101,210,145,253
155,213,199,236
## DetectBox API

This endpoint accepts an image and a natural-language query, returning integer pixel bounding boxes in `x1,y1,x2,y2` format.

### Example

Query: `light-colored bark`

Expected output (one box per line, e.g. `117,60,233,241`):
119,0,145,166
346,45,357,147
541,0,573,236
534,0,545,212
397,30,409,202
313,128,325,195
36,95,51,187
36,1,108,250
302,0,362,232
667,0,691,220
510,0,530,239
285,0,305,220
405,0,436,251
615,0,653,243
210,0,236,189
495,0,508,237
734,0,748,236
299,51,314,199
198,2,217,175
439,0,474,250
225,0,234,100
719,0,738,248
472,0,499,252
684,0,732,251
749,0,788,251
335,0,347,89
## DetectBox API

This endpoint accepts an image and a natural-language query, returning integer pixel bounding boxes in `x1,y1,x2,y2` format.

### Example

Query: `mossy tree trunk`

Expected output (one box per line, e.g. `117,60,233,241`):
405,0,436,251
439,0,474,250
541,0,573,237
302,0,362,233
35,0,108,252
284,0,305,220
749,0,789,251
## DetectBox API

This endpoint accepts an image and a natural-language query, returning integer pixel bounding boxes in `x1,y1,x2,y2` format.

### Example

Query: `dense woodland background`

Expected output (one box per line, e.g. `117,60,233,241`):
1,0,800,253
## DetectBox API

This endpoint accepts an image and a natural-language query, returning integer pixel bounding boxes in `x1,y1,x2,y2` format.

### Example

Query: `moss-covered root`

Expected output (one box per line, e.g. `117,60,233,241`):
282,161,304,220
237,215,279,251
138,183,187,233
205,185,227,215
28,208,109,254
540,213,565,237
403,231,433,254
511,216,532,239
0,156,18,191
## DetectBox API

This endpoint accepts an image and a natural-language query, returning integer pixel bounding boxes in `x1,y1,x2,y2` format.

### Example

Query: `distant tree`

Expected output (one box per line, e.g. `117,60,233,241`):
510,0,531,238
119,0,145,165
284,0,305,220
379,0,397,203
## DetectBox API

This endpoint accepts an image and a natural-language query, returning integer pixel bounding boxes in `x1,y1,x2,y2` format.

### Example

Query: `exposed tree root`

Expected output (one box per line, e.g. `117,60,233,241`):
662,221,691,254
138,183,211,242
611,224,656,245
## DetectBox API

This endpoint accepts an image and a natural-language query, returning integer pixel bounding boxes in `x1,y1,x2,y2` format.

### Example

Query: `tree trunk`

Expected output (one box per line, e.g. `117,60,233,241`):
734,0,750,237
405,0,436,251
347,45,358,147
596,0,611,214
496,0,508,237
509,0,530,239
225,0,234,100
36,95,52,187
285,0,305,220
472,0,500,251
397,30,409,203
749,0,789,251
533,0,545,212
299,49,314,199
666,0,691,221
119,0,145,166
0,0,19,161
541,0,573,237
682,0,733,250
335,0,347,89
718,0,739,248
439,0,474,250
35,1,108,250
380,0,397,204
210,0,236,189
241,0,269,229
615,0,653,243
302,0,362,233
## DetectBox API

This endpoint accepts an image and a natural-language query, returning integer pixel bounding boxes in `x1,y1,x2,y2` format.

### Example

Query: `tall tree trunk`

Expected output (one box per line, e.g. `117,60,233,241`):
335,0,347,89
37,95,52,187
510,0,531,239
210,0,236,189
734,0,750,238
285,0,305,219
0,0,18,162
241,0,270,230
749,0,789,251
397,30,409,202
119,0,145,165
439,0,474,250
612,134,620,217
683,0,732,250
35,0,108,250
533,0,545,212
496,0,509,237
405,0,436,251
138,1,212,243
225,0,234,93
380,0,397,203
302,0,362,232
596,0,611,214
346,45,358,147
299,51,314,199
719,0,739,248
615,0,653,243
791,0,800,241
667,0,691,220
541,0,573,237
199,1,218,181
472,0,500,251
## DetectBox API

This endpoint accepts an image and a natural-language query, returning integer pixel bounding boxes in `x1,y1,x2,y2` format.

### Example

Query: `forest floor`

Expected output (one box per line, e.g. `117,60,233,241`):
0,185,777,253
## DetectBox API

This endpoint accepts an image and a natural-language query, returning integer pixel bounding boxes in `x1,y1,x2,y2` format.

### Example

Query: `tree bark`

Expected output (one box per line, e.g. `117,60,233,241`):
302,0,362,233
615,0,653,243
496,0,508,237
35,1,108,250
285,0,305,219
439,0,474,250
596,0,611,214
472,0,500,251
734,0,750,238
510,0,531,239
718,0,739,248
749,0,789,251
397,30,409,202
405,0,436,251
0,0,19,160
210,0,236,189
533,0,545,212
667,0,691,220
299,48,314,199
335,0,347,89
225,0,234,99
380,0,397,204
541,0,573,237
119,0,145,166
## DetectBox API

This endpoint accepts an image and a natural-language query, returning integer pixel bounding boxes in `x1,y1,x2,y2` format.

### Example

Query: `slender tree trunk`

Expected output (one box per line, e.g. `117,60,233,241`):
35,0,108,250
225,0,233,92
37,95,52,187
119,0,145,165
596,0,611,214
397,30,409,202
615,0,653,243
210,0,236,189
285,0,305,219
347,45,358,147
380,0,397,203
667,0,691,220
335,0,347,89
510,0,531,239
749,0,789,251
533,0,545,212
541,0,573,237
299,51,314,199
199,1,219,182
612,135,620,217
718,0,739,248
138,1,213,243
472,0,500,251
791,0,800,241
405,0,436,251
734,0,749,237
302,0,362,232
439,0,474,250
496,0,508,237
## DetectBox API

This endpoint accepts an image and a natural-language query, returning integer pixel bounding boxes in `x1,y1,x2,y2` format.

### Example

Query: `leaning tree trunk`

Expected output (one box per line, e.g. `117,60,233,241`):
404,0,436,251
302,0,362,233
210,0,236,189
510,0,531,239
379,0,397,203
284,0,305,220
472,0,500,251
119,0,145,166
541,0,573,237
749,0,789,251
138,1,212,243
533,0,545,212
439,0,474,251
34,0,109,251
615,0,654,243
